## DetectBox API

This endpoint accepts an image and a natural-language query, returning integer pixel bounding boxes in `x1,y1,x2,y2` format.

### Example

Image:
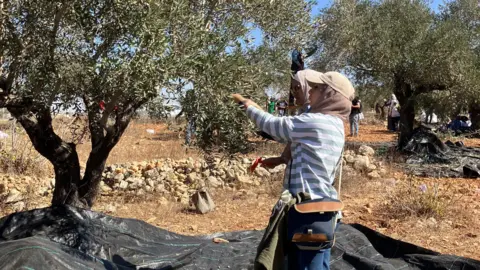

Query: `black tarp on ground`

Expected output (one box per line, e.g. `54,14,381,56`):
402,126,480,178
0,206,479,269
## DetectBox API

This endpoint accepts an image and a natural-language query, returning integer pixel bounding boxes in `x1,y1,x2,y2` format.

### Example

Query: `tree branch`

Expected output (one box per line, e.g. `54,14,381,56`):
48,2,68,66
416,84,447,95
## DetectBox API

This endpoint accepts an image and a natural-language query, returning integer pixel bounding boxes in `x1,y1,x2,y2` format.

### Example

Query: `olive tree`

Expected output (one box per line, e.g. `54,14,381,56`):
172,0,315,154
0,0,313,208
313,0,477,147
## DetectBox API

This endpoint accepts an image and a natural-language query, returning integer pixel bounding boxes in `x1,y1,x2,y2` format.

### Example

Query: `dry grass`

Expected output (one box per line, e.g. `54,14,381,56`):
76,121,202,165
0,120,51,177
379,176,464,219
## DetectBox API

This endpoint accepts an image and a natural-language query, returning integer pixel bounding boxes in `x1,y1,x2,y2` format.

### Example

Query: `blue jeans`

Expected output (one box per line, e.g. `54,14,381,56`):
288,222,340,270
391,117,400,131
349,114,360,136
296,248,331,270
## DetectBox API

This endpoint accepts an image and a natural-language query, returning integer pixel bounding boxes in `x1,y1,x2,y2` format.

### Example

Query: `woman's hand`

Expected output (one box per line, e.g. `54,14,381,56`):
242,99,256,109
261,157,286,169
231,94,262,110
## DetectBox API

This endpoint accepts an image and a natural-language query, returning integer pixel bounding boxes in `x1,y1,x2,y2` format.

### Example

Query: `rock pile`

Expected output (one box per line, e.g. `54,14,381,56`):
343,145,387,179
98,157,286,204
1,144,384,212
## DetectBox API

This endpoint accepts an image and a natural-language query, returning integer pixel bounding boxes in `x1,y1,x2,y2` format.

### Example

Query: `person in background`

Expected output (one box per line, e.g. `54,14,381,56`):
277,99,288,117
381,98,388,120
349,97,361,137
268,98,276,114
388,95,401,131
375,101,382,117
240,70,354,269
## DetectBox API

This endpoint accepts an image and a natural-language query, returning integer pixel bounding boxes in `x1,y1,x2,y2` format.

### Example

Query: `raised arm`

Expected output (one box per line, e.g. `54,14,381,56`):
246,106,294,143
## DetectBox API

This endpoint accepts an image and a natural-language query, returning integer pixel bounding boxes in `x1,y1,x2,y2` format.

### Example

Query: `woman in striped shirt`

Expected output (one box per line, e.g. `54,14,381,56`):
240,71,355,270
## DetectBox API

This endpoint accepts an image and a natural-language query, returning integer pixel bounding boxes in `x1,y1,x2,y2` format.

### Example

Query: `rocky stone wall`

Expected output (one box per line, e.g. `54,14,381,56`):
0,144,385,212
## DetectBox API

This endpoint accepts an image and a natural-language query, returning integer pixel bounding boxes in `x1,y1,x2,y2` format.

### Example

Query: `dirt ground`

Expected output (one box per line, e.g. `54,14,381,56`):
2,118,480,261
89,120,479,261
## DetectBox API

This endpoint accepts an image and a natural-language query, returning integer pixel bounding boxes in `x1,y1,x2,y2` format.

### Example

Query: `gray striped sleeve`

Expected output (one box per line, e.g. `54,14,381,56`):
246,106,293,142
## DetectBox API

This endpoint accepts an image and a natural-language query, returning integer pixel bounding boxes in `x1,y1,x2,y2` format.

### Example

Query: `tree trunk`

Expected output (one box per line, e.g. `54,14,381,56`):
5,95,142,208
394,76,416,149
50,143,84,206
470,102,480,131
7,107,88,207
78,150,109,208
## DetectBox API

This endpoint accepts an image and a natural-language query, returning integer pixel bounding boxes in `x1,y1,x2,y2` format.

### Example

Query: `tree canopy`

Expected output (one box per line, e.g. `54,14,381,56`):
313,0,479,147
0,0,314,207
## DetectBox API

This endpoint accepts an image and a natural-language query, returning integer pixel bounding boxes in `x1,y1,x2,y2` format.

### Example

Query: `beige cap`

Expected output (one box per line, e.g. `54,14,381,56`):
306,71,355,100
295,69,324,83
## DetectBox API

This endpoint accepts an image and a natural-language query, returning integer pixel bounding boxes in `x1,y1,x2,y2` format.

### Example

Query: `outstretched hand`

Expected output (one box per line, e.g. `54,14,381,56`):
231,94,263,110
260,157,285,169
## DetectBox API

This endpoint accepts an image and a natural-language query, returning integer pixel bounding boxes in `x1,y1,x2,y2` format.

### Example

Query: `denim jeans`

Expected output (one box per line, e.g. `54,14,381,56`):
287,222,340,270
296,248,331,270
391,117,400,131
349,114,360,136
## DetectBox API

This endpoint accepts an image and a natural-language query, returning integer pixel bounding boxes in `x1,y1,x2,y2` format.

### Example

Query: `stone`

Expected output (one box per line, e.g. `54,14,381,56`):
426,217,437,227
128,178,145,190
155,183,166,193
105,204,117,213
379,168,387,176
345,154,355,164
207,176,222,188
23,176,32,185
101,184,113,193
201,170,211,178
359,145,375,156
145,185,153,193
119,180,129,190
254,167,271,178
243,158,251,165
177,174,187,181
191,190,215,214
236,174,254,186
126,177,136,183
367,171,381,179
353,155,370,172
136,189,146,196
144,169,159,179
146,179,155,188
226,169,236,181
158,172,168,181
367,164,377,172
113,173,125,182
159,197,169,205
176,185,188,193
180,195,189,205
11,201,26,212
196,178,206,188
186,173,198,184
6,189,23,203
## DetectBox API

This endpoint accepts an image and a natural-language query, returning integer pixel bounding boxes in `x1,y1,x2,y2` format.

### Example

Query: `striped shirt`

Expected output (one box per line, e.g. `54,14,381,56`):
246,106,344,200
